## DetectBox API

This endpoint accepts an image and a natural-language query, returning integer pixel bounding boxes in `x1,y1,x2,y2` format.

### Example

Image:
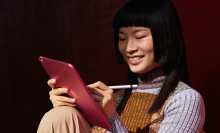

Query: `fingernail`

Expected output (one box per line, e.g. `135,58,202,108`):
64,88,68,92
71,99,75,102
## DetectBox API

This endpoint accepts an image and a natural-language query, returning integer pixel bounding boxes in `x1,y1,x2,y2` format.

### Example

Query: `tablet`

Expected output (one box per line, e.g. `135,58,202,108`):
38,56,111,130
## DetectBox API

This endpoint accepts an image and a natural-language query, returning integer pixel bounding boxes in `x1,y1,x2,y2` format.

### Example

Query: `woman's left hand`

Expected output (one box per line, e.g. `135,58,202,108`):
87,81,115,119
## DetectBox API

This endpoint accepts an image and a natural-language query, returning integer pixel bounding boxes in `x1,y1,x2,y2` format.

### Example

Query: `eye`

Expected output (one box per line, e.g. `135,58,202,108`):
136,36,146,39
119,38,126,41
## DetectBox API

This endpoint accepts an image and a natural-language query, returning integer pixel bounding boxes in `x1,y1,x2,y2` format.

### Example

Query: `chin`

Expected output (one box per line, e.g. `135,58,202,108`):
130,67,148,74
129,65,158,74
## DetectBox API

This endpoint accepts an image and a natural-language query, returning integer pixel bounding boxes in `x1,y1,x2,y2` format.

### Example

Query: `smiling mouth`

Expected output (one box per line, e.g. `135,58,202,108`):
129,56,144,61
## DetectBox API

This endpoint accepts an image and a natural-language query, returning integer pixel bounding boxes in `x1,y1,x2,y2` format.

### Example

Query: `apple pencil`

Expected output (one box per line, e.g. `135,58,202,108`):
108,85,138,89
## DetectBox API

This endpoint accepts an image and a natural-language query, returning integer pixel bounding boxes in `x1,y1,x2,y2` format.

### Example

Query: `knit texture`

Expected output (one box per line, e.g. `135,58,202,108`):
120,93,157,132
106,83,205,133
91,67,205,133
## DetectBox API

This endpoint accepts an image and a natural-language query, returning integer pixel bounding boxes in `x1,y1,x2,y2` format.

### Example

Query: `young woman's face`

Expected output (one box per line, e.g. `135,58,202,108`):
118,27,163,74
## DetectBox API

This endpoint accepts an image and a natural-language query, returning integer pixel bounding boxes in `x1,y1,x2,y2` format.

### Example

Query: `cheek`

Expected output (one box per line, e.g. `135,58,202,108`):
118,43,125,55
118,44,128,62
142,39,154,52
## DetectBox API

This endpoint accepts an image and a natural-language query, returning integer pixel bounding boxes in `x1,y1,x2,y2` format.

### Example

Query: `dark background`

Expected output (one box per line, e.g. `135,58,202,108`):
1,0,219,132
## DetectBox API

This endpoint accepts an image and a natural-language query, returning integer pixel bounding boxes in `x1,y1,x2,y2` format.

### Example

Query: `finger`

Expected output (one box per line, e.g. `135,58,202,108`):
49,88,68,96
53,101,76,107
88,81,109,91
51,95,76,104
47,79,56,89
91,94,104,102
90,88,105,97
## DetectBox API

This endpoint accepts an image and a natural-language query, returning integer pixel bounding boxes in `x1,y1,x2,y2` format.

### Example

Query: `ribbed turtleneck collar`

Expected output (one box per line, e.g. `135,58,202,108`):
137,66,165,89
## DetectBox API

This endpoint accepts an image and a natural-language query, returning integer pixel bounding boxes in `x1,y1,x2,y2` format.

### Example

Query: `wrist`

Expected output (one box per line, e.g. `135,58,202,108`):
106,110,116,119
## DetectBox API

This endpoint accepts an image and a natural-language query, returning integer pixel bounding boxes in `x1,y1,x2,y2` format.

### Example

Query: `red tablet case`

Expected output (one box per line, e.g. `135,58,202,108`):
38,56,111,130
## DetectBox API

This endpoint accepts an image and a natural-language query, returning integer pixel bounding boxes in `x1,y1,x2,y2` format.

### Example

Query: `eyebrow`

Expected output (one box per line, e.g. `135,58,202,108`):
131,28,149,34
119,28,149,35
118,31,125,34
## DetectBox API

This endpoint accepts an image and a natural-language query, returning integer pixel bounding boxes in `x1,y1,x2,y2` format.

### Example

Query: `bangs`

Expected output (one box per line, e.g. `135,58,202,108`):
113,0,164,30
113,1,151,29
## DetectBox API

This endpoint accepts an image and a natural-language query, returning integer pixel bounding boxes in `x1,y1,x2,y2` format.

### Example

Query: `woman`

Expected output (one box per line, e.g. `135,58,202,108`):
37,0,205,132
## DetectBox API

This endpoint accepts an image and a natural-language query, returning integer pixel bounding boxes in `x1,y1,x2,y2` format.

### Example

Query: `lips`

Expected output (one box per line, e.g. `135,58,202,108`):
129,56,143,61
128,55,144,65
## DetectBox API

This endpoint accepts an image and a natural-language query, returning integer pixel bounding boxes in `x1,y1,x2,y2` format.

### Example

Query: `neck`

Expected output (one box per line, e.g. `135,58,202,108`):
137,66,165,89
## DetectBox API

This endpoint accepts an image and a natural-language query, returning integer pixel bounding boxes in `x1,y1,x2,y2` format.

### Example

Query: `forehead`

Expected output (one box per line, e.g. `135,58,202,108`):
119,27,151,34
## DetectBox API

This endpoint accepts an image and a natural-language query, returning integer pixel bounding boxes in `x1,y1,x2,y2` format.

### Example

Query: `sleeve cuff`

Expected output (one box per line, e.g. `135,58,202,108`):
107,112,128,133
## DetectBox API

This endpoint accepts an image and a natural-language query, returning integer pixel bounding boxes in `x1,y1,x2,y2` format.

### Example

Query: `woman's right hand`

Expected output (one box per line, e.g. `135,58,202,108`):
48,79,76,108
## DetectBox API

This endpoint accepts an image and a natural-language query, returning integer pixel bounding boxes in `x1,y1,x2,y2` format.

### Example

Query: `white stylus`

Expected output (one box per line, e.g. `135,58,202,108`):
108,85,138,89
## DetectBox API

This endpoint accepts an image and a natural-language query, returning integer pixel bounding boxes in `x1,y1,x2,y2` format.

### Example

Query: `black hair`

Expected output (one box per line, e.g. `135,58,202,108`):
113,0,190,114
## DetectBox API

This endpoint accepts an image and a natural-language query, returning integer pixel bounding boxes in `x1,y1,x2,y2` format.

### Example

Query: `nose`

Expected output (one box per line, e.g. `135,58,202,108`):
126,39,138,54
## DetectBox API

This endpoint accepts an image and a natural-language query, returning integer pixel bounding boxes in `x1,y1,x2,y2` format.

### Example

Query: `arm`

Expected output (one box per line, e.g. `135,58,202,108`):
107,112,128,133
158,89,205,133
88,81,128,133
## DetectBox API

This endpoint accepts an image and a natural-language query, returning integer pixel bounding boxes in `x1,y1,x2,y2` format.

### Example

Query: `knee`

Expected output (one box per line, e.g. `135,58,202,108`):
45,106,79,121
38,106,90,133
